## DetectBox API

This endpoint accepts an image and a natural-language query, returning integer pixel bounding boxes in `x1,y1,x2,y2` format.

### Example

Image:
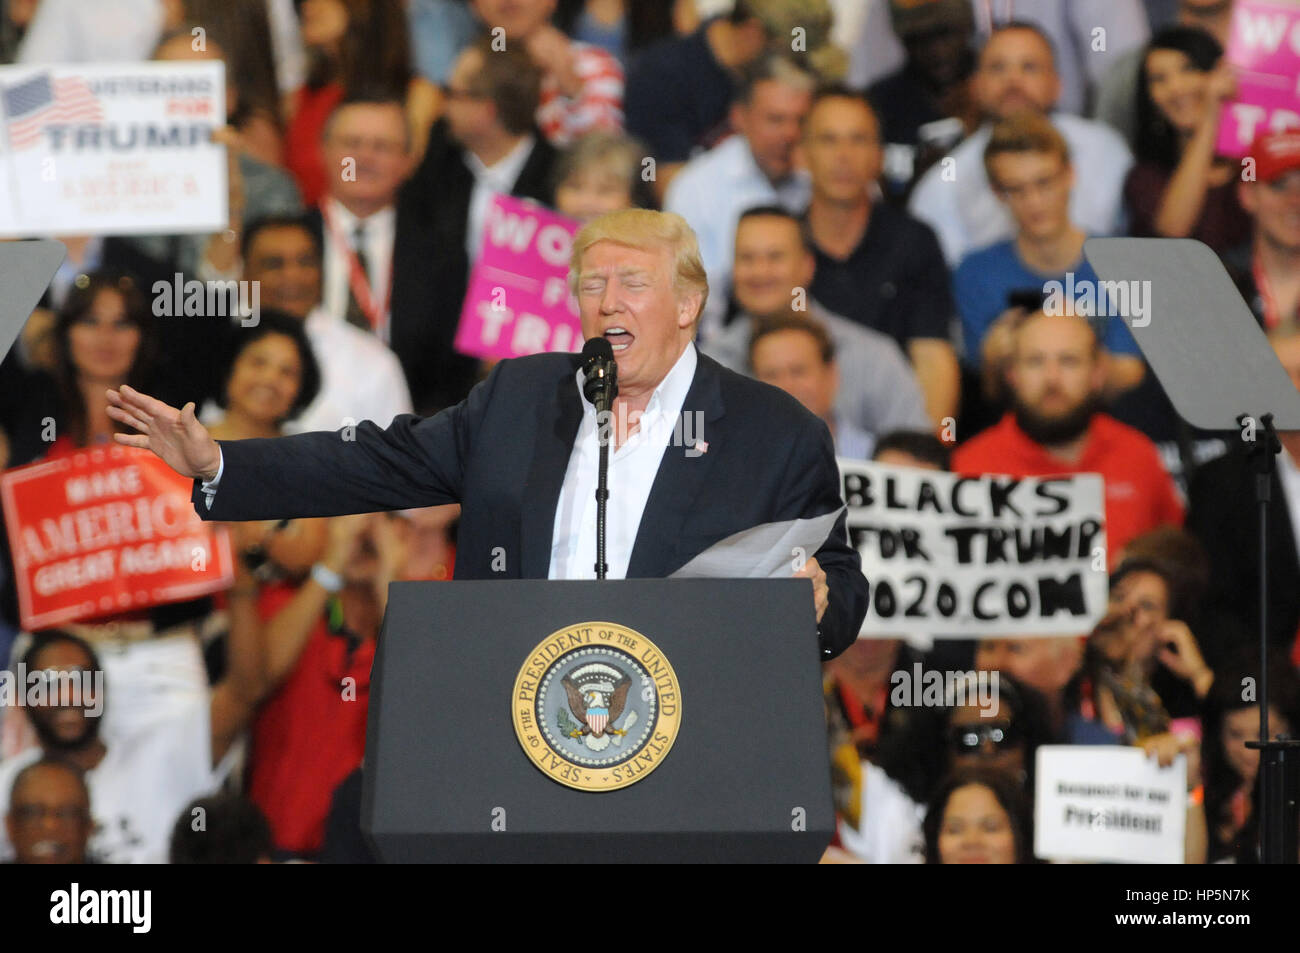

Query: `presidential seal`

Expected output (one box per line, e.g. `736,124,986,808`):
512,622,682,792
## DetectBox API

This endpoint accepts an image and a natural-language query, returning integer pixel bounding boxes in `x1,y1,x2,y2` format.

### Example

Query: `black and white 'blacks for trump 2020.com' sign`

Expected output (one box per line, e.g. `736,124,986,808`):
840,460,1107,638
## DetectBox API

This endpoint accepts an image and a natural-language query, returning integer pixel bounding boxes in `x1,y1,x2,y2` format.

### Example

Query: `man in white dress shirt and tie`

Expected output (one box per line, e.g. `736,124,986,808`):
107,210,868,658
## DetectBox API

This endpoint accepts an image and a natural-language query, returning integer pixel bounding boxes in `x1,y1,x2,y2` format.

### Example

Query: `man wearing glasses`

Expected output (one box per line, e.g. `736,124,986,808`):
0,629,249,863
5,759,93,865
952,111,1144,408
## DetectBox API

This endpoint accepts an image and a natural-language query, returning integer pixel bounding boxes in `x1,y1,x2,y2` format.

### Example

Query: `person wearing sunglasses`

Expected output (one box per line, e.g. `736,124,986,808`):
839,672,1052,863
944,674,1048,789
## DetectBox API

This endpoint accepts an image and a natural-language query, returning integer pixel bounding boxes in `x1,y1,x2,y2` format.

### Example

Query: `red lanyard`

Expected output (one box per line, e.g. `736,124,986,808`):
836,680,888,747
321,203,393,336
1254,255,1288,331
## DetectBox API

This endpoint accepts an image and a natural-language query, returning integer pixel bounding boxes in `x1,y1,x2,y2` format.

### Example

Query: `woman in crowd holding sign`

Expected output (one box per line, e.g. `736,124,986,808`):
0,272,244,783
1083,556,1219,751
1125,26,1251,252
839,674,1053,863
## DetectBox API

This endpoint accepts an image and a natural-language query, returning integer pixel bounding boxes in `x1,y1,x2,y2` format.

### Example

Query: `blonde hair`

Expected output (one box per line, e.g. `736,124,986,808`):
554,131,644,195
569,209,709,323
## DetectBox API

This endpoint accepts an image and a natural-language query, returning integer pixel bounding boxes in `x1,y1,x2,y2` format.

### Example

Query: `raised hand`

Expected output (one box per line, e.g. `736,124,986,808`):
105,385,223,481
1155,620,1214,699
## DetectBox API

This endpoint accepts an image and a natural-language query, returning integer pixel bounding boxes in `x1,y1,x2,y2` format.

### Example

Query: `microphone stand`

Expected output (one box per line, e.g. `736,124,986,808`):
1240,412,1300,863
584,354,617,580
596,417,610,580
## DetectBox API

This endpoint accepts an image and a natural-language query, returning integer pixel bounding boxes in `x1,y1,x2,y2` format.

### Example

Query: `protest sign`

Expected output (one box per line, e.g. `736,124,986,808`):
1,445,234,630
1216,0,1300,156
455,194,584,361
0,61,227,237
1035,746,1187,864
840,460,1107,637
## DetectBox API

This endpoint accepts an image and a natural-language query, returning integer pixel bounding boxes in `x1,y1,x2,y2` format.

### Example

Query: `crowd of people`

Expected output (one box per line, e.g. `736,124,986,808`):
1,0,1299,864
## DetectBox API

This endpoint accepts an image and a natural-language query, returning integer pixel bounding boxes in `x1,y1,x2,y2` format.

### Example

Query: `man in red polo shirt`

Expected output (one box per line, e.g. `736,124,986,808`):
953,309,1182,563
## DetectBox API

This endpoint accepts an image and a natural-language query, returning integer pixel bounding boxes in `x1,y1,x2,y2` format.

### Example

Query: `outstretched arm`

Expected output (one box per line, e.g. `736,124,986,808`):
107,363,503,522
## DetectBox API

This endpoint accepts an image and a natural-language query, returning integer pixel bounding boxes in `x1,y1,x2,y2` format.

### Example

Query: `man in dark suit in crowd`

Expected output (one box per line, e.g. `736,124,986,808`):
303,92,457,417
106,210,867,658
401,36,559,414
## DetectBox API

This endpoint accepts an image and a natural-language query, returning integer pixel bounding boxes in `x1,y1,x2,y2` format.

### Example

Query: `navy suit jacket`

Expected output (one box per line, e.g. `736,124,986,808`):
194,351,868,656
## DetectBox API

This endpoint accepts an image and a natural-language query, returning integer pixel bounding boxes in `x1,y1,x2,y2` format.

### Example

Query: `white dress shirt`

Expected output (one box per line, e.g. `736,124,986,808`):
199,345,701,578
464,135,536,263
286,305,414,434
0,636,217,864
321,198,397,340
548,344,698,580
664,134,811,342
908,113,1133,266
842,0,1149,118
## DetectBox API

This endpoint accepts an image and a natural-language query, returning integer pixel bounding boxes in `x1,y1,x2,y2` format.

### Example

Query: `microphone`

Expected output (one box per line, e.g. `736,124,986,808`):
581,337,618,415
580,337,618,579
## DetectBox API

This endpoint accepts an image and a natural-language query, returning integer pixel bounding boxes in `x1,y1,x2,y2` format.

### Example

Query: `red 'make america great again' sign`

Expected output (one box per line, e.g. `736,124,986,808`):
1,445,233,630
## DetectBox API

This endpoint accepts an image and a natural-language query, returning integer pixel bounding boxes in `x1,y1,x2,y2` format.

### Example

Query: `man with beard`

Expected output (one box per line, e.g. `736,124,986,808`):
908,22,1133,267
951,309,1183,564
0,622,258,862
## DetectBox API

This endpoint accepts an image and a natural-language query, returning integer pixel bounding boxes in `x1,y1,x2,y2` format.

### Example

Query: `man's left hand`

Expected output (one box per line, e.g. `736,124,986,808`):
794,556,829,623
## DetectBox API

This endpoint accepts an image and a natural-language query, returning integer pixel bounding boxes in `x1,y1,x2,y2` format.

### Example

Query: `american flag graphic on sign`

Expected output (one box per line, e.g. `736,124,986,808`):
4,73,104,150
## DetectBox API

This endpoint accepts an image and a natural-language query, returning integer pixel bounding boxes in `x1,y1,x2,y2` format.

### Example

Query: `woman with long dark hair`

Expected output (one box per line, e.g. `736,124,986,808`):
1200,652,1300,863
923,765,1034,864
1125,26,1249,252
837,673,1054,863
47,272,158,455
284,0,439,204
183,0,286,167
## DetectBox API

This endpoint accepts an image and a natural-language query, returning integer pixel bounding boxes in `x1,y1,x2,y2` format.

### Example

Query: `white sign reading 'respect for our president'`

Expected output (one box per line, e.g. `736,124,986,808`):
1035,746,1187,864
839,460,1107,638
0,62,227,237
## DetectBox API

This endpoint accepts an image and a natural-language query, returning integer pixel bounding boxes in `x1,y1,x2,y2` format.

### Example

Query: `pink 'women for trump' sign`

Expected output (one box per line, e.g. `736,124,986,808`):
1217,0,1300,157
455,194,584,361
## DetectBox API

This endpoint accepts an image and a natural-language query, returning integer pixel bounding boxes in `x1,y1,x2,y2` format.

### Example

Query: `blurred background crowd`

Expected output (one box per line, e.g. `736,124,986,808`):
1,0,1299,864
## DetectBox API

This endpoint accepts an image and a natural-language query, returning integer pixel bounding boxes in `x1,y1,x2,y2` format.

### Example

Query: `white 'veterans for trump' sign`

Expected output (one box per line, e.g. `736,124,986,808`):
840,460,1107,638
0,62,226,236
1035,746,1187,864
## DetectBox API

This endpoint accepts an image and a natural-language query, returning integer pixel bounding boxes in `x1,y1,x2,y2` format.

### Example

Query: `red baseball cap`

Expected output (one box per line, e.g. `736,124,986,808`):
1250,129,1300,183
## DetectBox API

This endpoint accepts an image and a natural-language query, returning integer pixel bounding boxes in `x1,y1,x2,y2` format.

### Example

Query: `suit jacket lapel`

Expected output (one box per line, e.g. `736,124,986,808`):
521,355,584,577
512,130,558,203
626,355,727,577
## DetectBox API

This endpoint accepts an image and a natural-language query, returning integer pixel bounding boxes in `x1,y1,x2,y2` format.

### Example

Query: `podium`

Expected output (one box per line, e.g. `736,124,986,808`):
361,578,835,863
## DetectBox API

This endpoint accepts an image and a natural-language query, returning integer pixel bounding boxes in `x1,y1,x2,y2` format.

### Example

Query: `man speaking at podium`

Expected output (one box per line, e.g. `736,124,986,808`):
107,210,868,658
